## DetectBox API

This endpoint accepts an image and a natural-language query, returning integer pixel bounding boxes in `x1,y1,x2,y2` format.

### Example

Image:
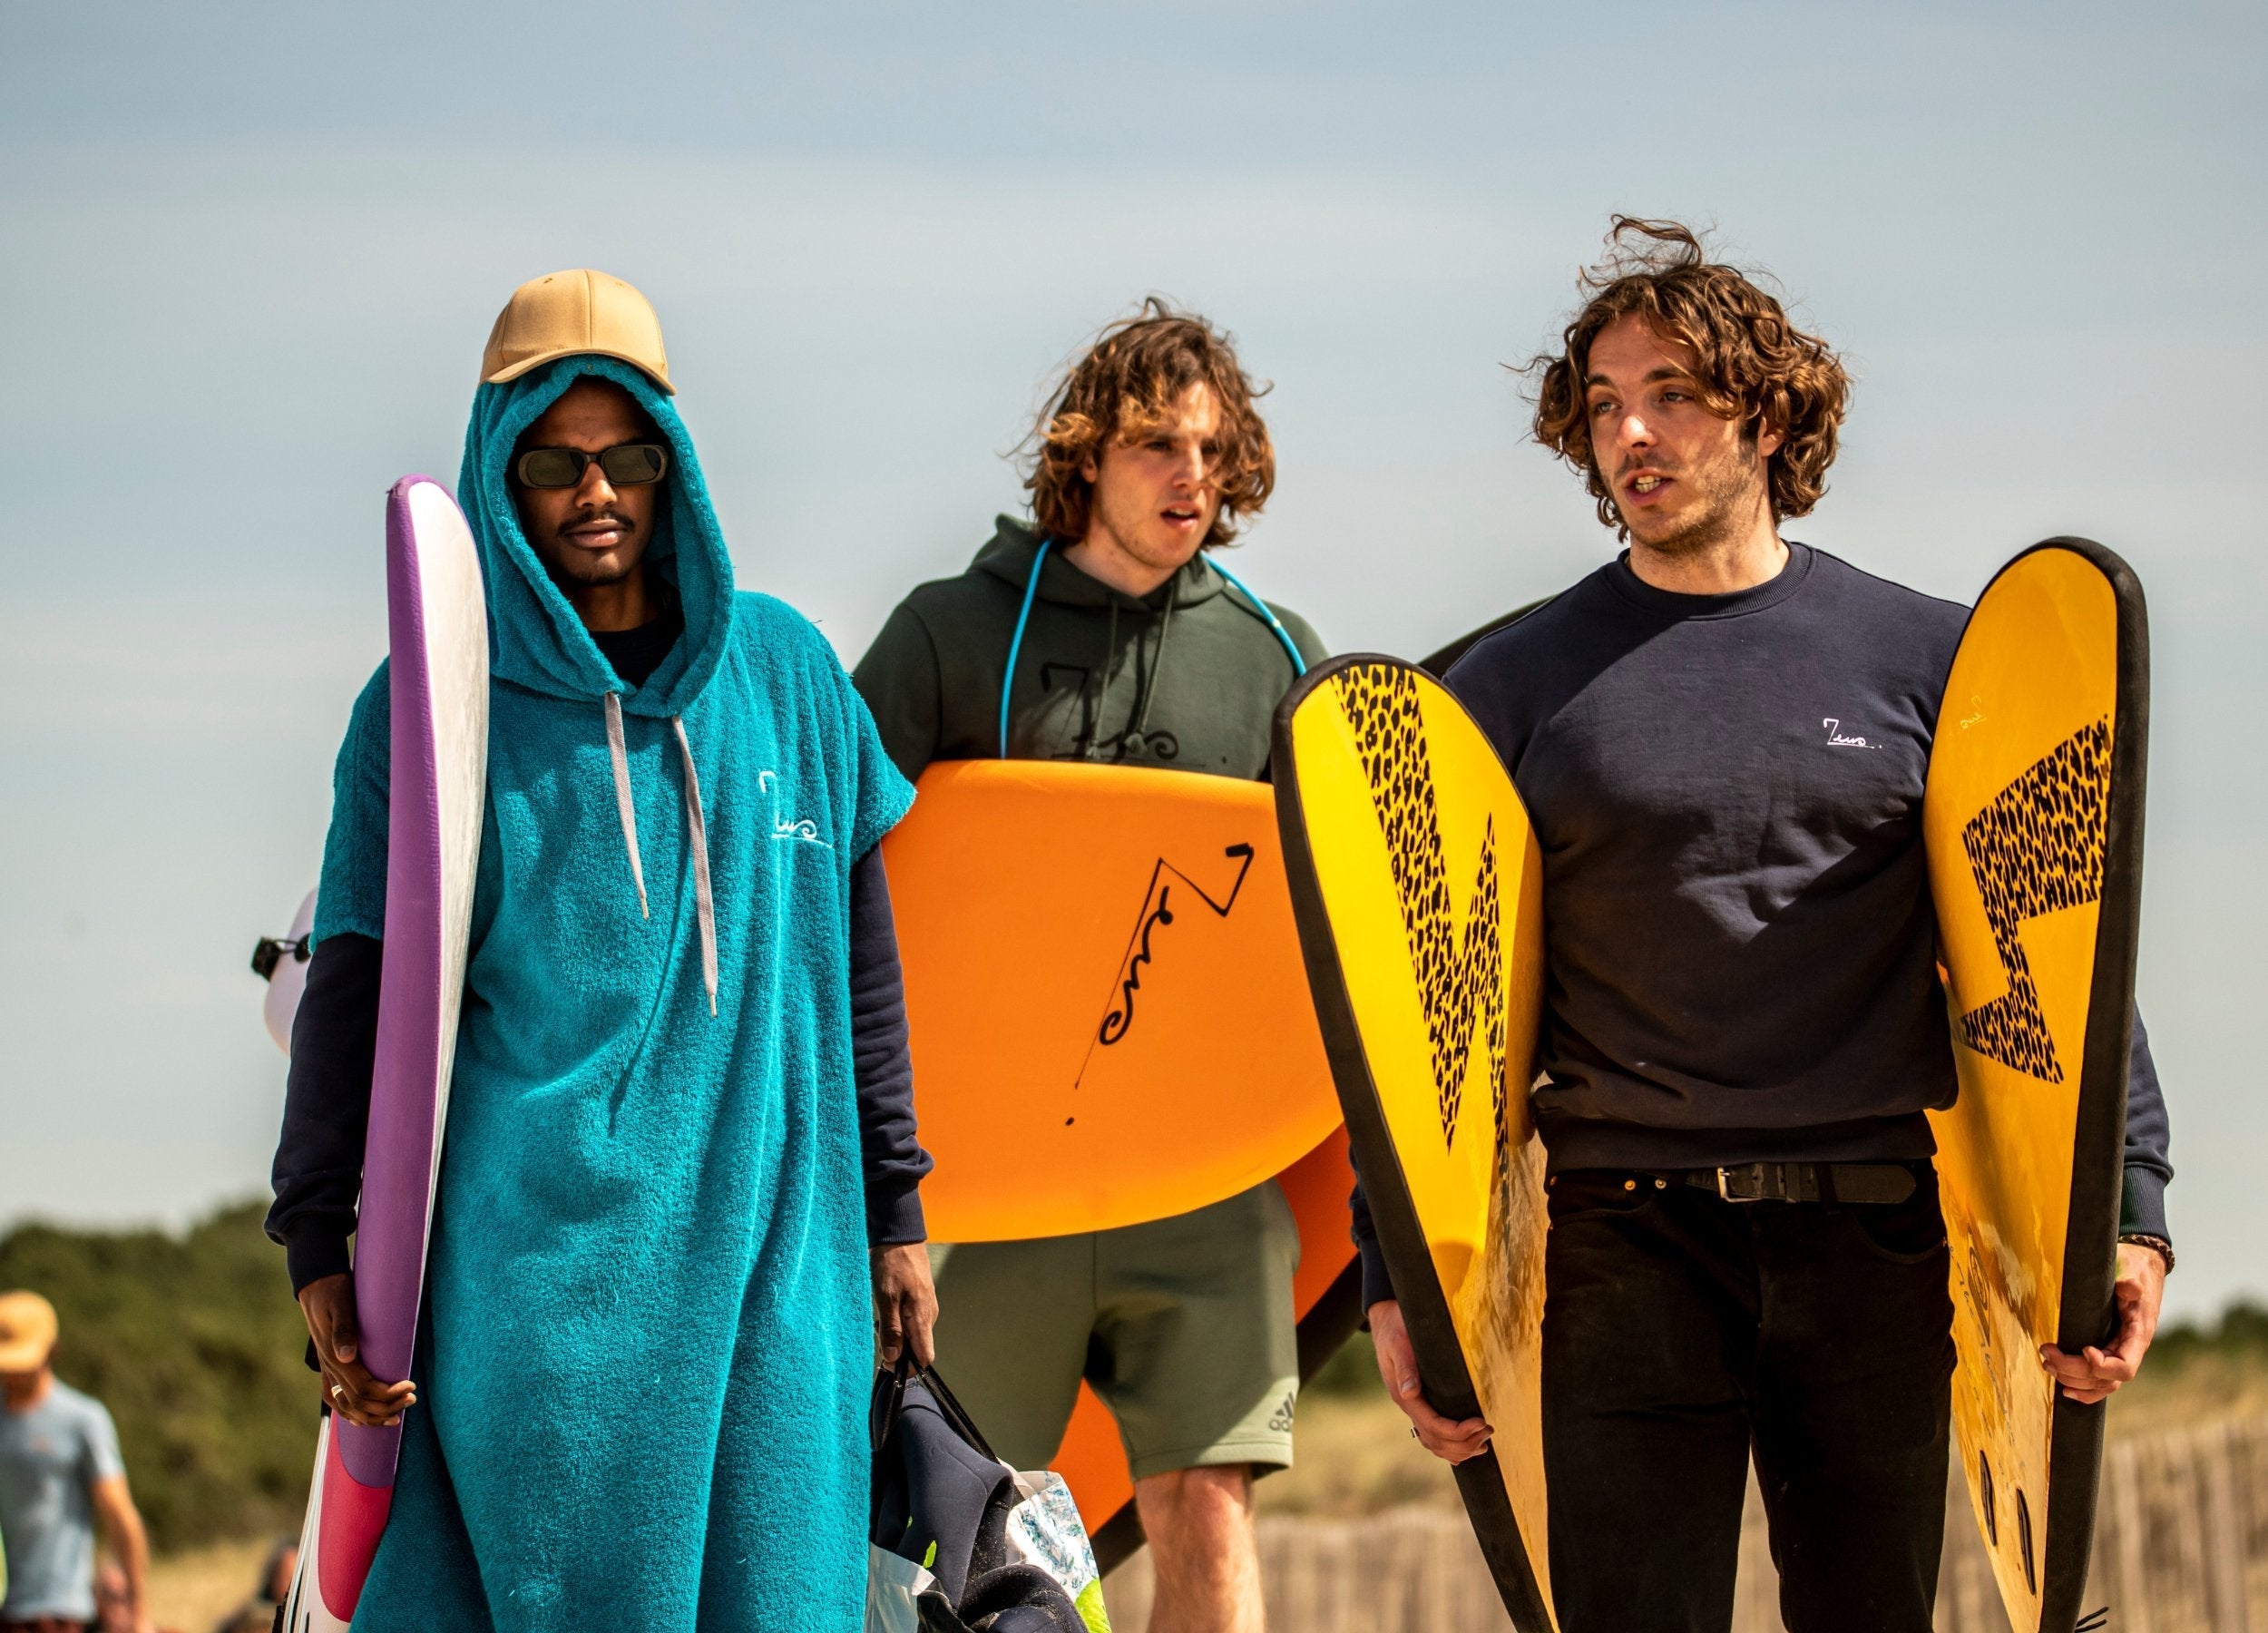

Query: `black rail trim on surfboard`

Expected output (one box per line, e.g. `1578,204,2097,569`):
1931,536,2148,1633
1270,653,1553,1632
2045,536,2148,1633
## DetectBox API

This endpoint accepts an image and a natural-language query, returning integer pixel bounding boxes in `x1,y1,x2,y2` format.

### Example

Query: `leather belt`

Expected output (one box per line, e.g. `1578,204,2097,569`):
1674,1160,1919,1206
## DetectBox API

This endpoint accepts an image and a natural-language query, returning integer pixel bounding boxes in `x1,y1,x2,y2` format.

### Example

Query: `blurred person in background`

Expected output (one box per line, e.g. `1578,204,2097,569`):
0,1292,154,1633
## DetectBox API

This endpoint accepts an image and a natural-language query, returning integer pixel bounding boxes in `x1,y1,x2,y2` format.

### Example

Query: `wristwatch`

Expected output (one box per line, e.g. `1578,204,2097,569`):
2117,1233,2175,1275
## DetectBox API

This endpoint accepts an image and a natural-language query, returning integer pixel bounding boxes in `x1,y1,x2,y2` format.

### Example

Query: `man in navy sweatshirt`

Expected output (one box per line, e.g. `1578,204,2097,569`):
1362,219,2174,1632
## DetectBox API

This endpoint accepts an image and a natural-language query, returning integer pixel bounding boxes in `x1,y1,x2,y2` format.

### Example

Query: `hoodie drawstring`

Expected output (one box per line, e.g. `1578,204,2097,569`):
1097,597,1120,754
603,694,719,1017
670,717,719,1018
1129,589,1176,744
603,693,651,920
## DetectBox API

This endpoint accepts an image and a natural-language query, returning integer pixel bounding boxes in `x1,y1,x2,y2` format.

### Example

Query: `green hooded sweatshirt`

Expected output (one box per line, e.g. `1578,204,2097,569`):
853,516,1325,782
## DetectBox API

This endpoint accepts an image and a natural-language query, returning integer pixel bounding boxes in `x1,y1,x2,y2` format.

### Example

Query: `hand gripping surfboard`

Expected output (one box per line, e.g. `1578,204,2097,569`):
1924,538,2147,1633
1272,655,1555,1631
880,758,1361,1560
280,477,489,1631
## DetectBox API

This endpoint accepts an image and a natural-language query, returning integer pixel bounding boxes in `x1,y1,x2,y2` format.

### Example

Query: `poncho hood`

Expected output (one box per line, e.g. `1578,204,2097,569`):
458,355,733,719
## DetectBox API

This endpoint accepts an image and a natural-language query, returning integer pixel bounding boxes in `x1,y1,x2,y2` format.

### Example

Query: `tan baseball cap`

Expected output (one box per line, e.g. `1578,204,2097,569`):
0,1290,58,1373
479,269,674,395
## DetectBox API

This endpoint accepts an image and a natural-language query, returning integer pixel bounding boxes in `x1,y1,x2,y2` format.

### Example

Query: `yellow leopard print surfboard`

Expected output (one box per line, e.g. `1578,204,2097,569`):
1926,538,2149,1633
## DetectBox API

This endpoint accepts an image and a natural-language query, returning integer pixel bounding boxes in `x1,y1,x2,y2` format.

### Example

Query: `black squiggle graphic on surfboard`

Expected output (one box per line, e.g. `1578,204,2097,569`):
1333,662,1508,1154
1073,845,1257,1089
1958,718,2111,1082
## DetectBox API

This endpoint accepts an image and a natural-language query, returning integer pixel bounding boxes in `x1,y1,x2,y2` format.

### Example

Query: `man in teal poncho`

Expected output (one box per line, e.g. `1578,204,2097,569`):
267,270,936,1629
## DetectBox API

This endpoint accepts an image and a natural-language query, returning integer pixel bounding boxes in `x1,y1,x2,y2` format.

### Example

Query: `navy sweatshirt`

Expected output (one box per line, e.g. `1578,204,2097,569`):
1351,545,2171,1307
267,609,932,1291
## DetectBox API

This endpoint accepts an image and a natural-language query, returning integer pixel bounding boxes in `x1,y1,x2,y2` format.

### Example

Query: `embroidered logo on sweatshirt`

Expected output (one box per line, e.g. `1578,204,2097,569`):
1822,717,1880,749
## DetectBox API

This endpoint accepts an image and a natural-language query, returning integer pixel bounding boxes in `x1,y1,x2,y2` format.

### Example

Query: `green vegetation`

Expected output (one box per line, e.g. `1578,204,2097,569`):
1,1198,2260,1545
0,1200,313,1551
2139,1298,2268,1371
2108,1296,2268,1437
1306,1327,1388,1398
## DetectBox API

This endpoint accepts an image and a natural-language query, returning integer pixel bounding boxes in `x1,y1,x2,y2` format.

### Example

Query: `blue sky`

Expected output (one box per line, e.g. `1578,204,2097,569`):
2,2,2261,1316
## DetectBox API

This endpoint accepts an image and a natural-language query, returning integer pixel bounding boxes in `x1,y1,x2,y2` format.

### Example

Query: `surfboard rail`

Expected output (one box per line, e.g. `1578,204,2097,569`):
1926,536,2148,1633
280,475,488,1630
1271,653,1555,1633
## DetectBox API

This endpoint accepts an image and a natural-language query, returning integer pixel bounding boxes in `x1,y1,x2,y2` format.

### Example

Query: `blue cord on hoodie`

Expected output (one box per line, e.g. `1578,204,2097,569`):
998,541,1307,757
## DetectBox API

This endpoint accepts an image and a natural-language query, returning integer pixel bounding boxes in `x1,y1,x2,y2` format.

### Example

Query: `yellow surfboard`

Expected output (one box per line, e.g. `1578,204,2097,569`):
883,759,1344,1242
1274,656,1556,1632
1925,539,2148,1633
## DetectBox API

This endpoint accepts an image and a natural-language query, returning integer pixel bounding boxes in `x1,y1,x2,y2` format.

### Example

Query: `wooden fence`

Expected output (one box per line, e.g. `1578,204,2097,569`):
1100,1415,2268,1632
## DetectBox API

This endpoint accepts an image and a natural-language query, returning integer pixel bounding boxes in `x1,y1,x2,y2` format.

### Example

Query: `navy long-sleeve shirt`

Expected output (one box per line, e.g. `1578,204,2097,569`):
267,608,932,1290
1351,546,2171,1307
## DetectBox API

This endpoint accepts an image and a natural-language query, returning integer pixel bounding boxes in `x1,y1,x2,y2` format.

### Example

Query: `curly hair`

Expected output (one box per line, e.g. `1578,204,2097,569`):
1529,218,1849,533
1024,298,1275,549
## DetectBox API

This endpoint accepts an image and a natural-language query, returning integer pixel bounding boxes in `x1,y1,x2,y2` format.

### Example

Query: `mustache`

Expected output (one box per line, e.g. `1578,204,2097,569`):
556,508,638,537
1614,460,1679,484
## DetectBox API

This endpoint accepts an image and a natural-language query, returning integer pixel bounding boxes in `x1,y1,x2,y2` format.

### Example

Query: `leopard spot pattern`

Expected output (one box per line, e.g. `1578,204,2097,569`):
1331,662,1509,1154
1957,716,2112,1082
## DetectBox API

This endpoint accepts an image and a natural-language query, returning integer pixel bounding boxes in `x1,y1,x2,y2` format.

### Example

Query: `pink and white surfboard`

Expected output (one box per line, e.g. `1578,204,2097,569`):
282,476,487,1631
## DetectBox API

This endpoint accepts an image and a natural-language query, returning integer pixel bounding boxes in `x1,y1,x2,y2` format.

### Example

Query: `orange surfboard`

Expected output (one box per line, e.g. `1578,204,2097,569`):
883,758,1361,1557
883,759,1344,1241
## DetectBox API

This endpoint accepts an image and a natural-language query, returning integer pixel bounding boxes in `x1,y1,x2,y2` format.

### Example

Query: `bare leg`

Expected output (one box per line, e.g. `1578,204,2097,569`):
1133,1463,1265,1633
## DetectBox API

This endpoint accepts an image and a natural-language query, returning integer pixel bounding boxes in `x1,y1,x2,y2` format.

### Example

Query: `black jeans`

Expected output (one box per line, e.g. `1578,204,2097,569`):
1540,1166,1955,1633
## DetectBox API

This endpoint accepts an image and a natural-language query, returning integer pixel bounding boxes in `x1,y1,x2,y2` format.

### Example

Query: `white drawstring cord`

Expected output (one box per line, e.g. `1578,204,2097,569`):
670,717,719,1017
601,697,720,1016
603,693,650,920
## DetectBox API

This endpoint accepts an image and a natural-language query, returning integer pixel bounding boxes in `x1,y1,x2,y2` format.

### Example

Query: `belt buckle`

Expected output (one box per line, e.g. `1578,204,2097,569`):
1715,1162,1774,1203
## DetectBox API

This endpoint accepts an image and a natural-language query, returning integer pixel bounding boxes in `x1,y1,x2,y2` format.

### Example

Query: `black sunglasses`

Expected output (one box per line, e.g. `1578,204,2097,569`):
514,443,670,489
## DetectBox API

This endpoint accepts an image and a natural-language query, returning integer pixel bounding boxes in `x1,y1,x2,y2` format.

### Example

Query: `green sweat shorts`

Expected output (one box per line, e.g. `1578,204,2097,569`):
925,1180,1302,1481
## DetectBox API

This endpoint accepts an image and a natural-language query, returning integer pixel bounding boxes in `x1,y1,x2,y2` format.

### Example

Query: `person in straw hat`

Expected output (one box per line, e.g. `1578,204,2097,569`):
0,1291,154,1633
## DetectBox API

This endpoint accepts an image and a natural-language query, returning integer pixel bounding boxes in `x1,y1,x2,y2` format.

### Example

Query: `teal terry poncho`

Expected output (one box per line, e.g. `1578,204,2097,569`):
312,356,914,1630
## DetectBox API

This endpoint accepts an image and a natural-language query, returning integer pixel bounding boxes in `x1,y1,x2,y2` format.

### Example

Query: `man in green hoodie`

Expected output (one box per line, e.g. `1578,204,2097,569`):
854,301,1324,1631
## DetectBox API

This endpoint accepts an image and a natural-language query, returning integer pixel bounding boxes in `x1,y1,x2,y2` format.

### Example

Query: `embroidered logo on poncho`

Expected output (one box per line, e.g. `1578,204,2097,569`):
758,769,832,848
